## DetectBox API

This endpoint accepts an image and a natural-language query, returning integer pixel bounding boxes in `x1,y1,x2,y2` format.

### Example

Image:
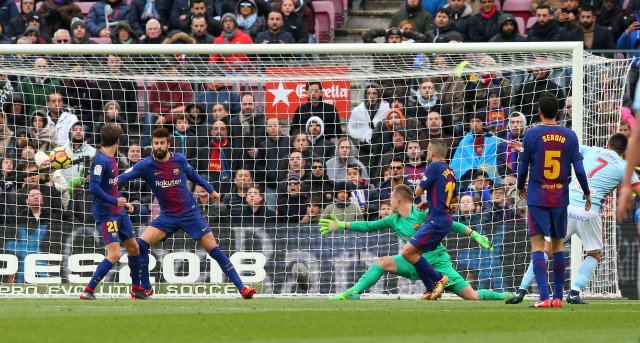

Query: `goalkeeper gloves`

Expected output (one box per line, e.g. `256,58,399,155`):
470,231,494,253
319,214,345,235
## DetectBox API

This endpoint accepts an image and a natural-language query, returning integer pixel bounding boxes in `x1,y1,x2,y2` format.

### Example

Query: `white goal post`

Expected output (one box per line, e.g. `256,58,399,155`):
0,42,630,298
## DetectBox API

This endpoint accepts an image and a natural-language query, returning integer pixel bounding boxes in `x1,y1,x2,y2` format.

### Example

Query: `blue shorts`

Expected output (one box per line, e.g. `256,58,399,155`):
149,211,211,240
408,219,451,252
97,214,136,245
527,205,567,239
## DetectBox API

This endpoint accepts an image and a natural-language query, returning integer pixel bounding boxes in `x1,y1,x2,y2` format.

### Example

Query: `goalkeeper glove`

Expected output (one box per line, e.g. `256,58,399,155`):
318,214,345,235
470,231,494,253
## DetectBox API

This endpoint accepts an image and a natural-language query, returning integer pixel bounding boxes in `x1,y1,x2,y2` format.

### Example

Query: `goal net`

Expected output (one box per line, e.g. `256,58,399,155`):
0,44,630,298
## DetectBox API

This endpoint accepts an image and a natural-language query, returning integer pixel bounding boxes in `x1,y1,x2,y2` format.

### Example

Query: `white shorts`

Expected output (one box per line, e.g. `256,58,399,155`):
565,204,603,252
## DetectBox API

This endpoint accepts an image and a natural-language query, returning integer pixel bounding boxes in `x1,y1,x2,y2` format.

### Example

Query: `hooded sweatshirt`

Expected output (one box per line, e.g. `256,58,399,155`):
325,137,369,182
61,121,96,181
28,110,56,152
489,13,526,42
305,116,331,158
347,84,390,144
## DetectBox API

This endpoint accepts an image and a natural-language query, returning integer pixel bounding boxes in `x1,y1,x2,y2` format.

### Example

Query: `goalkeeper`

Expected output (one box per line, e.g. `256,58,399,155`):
320,184,508,300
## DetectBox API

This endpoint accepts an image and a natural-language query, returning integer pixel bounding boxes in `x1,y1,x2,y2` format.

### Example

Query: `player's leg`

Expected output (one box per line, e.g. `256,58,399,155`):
506,238,551,304
198,231,255,299
136,226,168,293
527,206,553,307
402,222,447,299
567,208,603,304
330,256,394,300
81,241,120,300
117,214,149,299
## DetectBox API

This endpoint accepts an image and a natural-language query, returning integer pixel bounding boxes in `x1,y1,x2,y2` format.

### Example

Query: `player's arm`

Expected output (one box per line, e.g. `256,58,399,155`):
516,134,531,199
319,214,393,235
88,161,122,206
450,221,493,252
416,167,435,197
571,141,592,211
618,129,640,219
117,162,143,185
183,160,219,198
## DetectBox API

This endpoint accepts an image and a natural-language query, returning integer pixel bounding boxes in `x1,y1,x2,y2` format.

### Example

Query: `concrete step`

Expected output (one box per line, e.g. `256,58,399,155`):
345,10,395,29
334,28,368,43
362,0,403,11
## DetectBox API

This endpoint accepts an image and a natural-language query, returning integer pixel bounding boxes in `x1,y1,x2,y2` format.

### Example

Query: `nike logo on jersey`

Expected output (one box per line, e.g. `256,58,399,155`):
201,227,207,232
154,172,162,175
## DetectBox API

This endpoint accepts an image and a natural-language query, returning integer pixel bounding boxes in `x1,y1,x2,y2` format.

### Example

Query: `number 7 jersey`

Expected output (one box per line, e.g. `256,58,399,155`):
419,161,458,221
517,125,589,208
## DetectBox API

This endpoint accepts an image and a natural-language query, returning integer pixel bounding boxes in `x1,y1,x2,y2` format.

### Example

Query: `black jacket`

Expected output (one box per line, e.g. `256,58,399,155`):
526,20,567,42
569,23,616,51
467,10,503,42
425,24,465,43
291,101,342,138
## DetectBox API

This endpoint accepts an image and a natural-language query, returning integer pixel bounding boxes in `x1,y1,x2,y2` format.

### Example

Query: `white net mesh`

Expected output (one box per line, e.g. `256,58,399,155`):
0,45,630,297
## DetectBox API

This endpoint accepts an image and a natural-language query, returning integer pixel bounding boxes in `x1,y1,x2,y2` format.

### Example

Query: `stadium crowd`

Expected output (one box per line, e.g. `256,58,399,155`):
0,0,638,234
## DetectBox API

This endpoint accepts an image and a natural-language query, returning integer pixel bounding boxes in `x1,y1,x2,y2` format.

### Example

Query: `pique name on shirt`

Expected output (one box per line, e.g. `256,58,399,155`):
541,134,566,143
155,179,182,188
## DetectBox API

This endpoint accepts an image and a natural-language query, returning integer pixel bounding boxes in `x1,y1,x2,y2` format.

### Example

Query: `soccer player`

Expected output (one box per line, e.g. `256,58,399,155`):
80,124,147,300
516,93,591,308
507,134,640,304
118,128,256,299
400,139,457,300
617,121,640,220
320,184,509,301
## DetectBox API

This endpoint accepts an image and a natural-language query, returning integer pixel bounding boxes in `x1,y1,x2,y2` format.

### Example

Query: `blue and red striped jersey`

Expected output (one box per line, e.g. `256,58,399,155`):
89,151,122,220
418,161,458,221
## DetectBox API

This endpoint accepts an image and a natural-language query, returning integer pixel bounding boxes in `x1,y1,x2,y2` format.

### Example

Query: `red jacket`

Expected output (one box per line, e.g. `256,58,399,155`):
148,81,193,121
208,30,253,70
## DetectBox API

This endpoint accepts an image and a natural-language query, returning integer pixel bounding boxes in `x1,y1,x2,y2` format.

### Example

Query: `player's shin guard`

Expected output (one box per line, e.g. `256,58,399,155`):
87,259,114,291
412,256,439,291
552,252,565,300
520,253,549,291
209,246,245,291
128,255,142,288
136,238,152,290
532,251,549,300
572,256,598,292
352,264,384,293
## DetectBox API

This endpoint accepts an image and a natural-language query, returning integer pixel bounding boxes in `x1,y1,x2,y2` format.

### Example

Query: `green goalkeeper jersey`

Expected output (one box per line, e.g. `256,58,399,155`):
348,206,466,259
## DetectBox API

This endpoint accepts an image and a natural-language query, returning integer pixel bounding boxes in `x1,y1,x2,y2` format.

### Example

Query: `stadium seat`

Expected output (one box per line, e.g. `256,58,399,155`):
325,0,348,27
526,16,537,30
76,2,94,16
502,0,532,24
90,37,112,44
515,16,526,36
314,1,335,43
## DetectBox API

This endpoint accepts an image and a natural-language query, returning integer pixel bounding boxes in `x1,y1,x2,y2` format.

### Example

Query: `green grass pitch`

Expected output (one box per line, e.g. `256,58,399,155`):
0,299,638,343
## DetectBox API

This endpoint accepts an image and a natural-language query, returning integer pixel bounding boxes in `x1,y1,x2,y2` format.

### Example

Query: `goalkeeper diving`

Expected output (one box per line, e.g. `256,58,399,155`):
320,184,509,300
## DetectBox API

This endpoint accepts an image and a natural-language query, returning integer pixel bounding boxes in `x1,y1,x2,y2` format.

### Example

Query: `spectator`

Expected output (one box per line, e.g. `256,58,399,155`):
254,11,295,44
467,0,502,42
24,12,50,41
371,126,407,180
291,81,343,139
291,132,317,160
143,59,193,145
195,82,240,123
450,112,501,183
86,0,130,38
431,60,466,123
476,87,511,138
111,20,139,43
277,174,309,224
375,158,414,206
489,13,526,42
171,114,198,167
308,157,334,205
482,184,513,223
13,129,29,162
94,100,126,143
210,103,230,126
0,0,19,29
300,194,323,224
0,21,9,43
37,0,81,34
7,0,41,41
390,0,434,35
597,0,628,40
52,28,71,43
16,161,65,219
239,185,276,225
209,13,253,71
170,0,220,37
260,117,290,208
96,55,138,123
279,0,309,43
19,142,35,162
570,5,615,54
28,110,55,152
326,137,369,182
305,116,331,159
527,4,567,41
347,163,374,214
44,91,78,147
0,112,14,158
0,155,17,223
70,17,93,44
322,181,363,222
195,184,229,226
190,14,214,43
502,111,527,174
397,19,428,42
236,0,265,40
404,140,427,187
361,28,413,99
183,103,210,147
347,83,390,145
140,18,165,43
61,121,96,184
197,120,232,194
453,194,482,226
63,63,97,129
276,149,310,184
531,0,562,13
222,167,254,218
222,0,271,18
556,0,580,32
443,0,472,35
515,63,566,124
425,8,464,43
406,79,441,120
24,24,44,43
465,170,492,204
378,199,393,219
3,93,26,133
228,93,267,180
126,0,171,38
620,119,631,139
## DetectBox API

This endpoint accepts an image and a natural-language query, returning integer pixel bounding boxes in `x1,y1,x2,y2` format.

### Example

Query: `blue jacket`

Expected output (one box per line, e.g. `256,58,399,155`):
617,18,640,69
450,132,500,180
86,1,130,37
0,0,19,28
422,0,447,16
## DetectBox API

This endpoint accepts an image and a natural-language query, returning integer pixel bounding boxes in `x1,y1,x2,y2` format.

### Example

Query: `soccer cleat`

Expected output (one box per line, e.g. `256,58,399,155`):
505,289,526,304
130,287,152,300
419,291,434,300
552,298,563,308
241,287,256,300
79,291,96,300
144,288,154,297
329,289,360,300
567,291,588,304
529,299,552,308
429,274,449,300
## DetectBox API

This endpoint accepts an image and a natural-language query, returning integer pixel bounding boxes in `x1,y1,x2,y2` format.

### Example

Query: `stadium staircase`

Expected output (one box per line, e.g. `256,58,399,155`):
334,0,403,43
